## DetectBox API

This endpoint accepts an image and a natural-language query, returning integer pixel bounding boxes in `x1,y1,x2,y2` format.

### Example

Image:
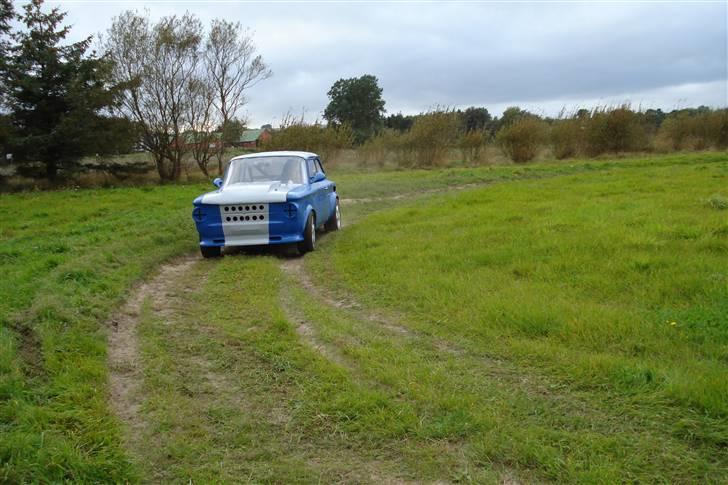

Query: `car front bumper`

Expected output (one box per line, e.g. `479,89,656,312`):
193,202,306,247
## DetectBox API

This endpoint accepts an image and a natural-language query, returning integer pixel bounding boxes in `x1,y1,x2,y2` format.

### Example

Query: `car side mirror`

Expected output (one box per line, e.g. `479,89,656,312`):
310,172,325,184
213,177,223,188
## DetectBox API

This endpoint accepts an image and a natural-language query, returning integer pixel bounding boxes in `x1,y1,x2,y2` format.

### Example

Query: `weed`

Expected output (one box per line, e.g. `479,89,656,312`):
707,193,728,210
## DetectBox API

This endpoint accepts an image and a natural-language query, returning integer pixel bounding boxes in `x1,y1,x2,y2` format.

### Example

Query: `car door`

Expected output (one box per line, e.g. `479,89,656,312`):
313,158,334,223
306,157,328,226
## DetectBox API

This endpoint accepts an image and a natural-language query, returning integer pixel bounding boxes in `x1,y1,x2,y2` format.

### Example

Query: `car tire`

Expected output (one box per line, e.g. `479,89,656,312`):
324,199,341,232
200,246,222,258
297,213,316,254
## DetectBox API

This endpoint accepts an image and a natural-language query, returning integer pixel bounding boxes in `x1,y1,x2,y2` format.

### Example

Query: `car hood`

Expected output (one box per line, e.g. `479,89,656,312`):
199,182,305,204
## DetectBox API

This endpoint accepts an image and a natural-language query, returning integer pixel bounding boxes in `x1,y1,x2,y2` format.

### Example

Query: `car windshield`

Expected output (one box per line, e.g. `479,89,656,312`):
224,156,306,187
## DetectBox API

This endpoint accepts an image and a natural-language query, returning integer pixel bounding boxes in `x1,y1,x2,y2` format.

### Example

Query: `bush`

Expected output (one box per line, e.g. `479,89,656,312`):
658,109,728,151
584,106,648,156
496,117,548,163
706,109,728,149
459,130,488,164
261,114,354,163
550,117,584,159
357,129,406,168
405,109,460,168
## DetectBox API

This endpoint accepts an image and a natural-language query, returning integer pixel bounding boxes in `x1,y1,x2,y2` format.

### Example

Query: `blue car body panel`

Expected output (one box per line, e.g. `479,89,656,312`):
192,151,337,248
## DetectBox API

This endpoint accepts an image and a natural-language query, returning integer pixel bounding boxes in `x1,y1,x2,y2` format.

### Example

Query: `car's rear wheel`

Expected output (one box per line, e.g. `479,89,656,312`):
200,246,222,258
325,199,341,231
297,213,316,254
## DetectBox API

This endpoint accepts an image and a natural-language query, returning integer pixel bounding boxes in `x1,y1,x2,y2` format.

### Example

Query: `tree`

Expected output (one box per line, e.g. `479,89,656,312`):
206,19,271,173
460,106,491,132
186,75,219,177
221,117,245,146
105,13,271,180
0,0,14,87
498,106,529,128
0,0,15,153
323,74,386,143
384,112,414,133
105,11,203,181
5,0,123,180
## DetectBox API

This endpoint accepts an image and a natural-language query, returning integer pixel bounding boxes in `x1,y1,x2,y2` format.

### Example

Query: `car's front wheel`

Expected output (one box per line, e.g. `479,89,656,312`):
324,199,341,231
200,246,222,258
297,213,316,254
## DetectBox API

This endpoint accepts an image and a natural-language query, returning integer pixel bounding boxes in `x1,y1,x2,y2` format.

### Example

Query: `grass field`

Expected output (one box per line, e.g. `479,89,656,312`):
0,152,726,482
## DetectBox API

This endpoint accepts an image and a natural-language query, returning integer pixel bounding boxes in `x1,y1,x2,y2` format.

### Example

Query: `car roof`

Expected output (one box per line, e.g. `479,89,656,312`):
230,151,318,161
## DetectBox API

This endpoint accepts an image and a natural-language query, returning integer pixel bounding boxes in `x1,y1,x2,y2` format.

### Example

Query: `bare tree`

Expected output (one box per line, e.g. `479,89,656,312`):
206,20,272,173
104,11,202,181
104,13,271,180
186,74,220,176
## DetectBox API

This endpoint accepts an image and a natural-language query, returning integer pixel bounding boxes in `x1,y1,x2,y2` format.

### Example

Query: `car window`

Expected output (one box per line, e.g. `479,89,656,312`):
306,158,316,179
225,156,306,186
314,158,325,174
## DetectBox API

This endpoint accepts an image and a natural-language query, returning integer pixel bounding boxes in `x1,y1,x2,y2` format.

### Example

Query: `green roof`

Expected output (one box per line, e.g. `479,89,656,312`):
182,131,222,143
239,129,264,143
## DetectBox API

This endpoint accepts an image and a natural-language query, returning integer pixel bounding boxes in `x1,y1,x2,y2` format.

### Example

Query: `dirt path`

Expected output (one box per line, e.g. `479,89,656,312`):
106,255,199,452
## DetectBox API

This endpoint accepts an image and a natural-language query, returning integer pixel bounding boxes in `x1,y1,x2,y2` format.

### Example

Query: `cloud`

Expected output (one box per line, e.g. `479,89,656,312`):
35,0,728,125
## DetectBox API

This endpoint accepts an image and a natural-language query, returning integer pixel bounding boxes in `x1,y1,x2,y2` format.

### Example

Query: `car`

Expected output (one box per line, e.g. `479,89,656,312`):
191,151,341,258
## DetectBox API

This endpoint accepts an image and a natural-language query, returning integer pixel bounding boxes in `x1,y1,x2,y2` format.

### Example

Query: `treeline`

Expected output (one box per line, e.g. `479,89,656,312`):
268,104,727,168
376,105,728,166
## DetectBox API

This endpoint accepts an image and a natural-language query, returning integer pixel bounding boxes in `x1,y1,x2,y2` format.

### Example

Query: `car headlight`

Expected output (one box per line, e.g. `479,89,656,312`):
192,207,206,222
284,203,297,219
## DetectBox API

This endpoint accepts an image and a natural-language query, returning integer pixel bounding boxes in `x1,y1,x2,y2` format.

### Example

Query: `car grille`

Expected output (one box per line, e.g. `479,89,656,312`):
221,203,268,223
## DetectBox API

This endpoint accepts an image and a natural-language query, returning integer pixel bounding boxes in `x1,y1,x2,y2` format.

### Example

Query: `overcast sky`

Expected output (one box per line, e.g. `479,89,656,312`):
19,0,728,127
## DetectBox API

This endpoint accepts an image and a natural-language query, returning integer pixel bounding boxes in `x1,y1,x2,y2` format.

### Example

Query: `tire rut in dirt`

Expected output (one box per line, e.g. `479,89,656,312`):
106,255,200,452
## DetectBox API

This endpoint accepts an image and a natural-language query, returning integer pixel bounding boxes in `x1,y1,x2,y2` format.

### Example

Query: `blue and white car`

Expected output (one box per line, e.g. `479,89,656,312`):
192,151,341,258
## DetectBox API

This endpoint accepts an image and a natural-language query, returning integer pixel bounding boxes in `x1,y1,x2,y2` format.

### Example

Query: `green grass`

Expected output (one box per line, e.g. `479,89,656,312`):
0,184,204,481
0,151,726,481
308,153,728,481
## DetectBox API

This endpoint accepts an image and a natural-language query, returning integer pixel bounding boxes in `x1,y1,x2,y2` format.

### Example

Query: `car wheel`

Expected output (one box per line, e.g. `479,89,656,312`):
324,199,341,231
200,246,222,258
297,213,316,254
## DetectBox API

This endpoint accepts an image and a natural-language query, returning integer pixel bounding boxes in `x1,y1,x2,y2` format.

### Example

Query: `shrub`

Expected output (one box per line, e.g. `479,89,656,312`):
584,106,648,156
658,109,728,151
706,109,728,149
550,117,584,159
261,114,354,163
358,129,407,168
405,109,460,168
496,117,548,163
459,130,488,164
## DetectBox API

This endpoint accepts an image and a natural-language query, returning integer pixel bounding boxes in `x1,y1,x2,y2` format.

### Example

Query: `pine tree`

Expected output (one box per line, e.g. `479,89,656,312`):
5,0,120,180
0,0,14,103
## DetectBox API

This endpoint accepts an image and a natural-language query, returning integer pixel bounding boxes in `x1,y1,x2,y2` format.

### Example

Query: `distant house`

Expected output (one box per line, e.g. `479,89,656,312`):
235,128,272,149
181,131,223,150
